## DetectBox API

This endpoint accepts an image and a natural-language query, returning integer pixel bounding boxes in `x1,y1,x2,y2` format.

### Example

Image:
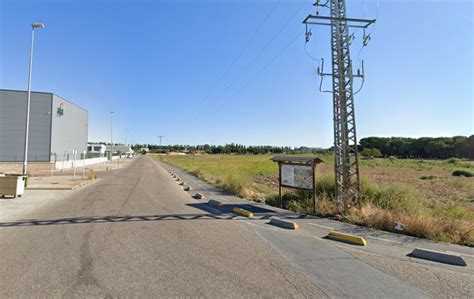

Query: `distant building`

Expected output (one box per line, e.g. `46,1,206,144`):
0,89,88,162
106,144,133,154
87,143,106,154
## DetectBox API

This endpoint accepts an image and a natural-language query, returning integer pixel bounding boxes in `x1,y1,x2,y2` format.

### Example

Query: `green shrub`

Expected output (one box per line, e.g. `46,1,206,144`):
420,175,439,180
360,148,382,158
446,158,461,164
452,170,474,177
360,182,422,214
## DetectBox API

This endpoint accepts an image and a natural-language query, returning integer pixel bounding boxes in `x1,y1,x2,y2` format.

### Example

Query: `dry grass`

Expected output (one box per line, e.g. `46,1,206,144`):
155,154,474,246
348,204,474,246
85,169,97,180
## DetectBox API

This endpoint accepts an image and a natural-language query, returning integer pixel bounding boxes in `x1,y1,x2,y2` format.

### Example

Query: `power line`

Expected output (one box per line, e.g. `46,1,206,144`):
200,0,281,104
242,0,306,75
208,29,302,112
232,30,303,98
213,0,308,103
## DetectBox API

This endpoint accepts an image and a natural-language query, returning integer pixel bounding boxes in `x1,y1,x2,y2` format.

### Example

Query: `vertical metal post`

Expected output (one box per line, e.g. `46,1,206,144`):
50,152,54,177
110,112,114,146
312,163,317,215
73,149,77,177
22,28,35,175
82,150,86,178
278,162,283,208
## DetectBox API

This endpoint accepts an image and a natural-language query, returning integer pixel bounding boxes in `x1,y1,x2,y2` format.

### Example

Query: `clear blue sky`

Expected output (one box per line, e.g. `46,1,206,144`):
1,0,472,147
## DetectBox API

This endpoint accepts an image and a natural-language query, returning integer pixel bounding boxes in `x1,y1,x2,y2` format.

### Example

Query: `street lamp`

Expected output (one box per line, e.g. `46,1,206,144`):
110,111,115,146
23,23,45,175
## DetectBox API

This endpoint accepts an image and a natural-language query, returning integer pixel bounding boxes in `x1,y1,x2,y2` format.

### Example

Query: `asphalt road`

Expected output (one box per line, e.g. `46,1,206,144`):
0,156,323,297
0,156,472,298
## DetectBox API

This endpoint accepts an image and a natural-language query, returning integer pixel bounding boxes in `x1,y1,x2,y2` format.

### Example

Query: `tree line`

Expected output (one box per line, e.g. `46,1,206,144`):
131,135,473,160
131,143,328,155
358,135,474,159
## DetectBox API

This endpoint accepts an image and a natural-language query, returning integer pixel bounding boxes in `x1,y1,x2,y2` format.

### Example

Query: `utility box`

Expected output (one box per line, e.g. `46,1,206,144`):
0,175,26,198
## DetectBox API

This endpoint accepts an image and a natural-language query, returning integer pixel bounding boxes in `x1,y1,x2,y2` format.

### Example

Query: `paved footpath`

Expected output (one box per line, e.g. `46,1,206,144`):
0,156,472,298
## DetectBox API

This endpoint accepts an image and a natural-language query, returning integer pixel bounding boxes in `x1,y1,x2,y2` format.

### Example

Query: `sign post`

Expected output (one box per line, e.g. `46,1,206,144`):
272,156,323,214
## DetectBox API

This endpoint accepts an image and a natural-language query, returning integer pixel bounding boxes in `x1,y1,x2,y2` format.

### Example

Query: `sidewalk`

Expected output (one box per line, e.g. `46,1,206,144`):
0,189,70,220
27,175,94,190
0,157,136,220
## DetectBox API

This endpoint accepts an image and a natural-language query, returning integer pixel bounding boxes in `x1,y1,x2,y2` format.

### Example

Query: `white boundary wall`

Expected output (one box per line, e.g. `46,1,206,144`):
55,157,108,170
55,155,123,170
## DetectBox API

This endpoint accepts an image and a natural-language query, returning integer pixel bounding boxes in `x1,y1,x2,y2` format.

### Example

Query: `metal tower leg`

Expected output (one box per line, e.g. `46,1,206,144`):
330,0,361,211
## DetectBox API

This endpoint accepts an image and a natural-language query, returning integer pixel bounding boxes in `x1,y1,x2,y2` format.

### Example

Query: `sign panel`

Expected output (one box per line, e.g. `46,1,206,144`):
56,102,65,117
281,164,313,189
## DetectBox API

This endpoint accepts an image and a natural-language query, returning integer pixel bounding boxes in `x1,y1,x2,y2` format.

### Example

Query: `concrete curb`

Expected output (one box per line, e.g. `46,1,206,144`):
208,199,223,207
232,207,253,218
194,193,206,200
269,218,299,230
27,179,95,191
327,231,367,246
410,248,467,266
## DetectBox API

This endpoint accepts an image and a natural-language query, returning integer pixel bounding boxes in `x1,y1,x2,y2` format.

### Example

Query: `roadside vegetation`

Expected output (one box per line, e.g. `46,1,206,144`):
155,154,474,247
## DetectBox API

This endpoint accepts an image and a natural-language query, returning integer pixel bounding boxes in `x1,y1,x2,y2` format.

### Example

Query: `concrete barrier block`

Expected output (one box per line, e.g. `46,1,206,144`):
232,207,253,218
184,186,193,191
208,199,223,207
269,218,299,230
410,248,466,266
194,193,206,200
327,231,367,246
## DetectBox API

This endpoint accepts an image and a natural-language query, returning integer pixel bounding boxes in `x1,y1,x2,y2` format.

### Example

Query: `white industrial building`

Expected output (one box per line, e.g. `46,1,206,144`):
0,89,88,162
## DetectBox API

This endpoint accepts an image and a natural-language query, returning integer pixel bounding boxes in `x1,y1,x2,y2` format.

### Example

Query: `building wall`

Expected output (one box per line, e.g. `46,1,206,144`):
0,90,52,162
51,94,88,161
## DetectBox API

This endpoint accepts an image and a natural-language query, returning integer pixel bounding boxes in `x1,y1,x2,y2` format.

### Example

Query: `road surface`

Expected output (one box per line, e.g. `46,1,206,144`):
0,156,472,298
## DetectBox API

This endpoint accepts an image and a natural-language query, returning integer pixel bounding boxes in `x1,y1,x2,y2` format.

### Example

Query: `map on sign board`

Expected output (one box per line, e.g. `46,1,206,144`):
281,164,313,189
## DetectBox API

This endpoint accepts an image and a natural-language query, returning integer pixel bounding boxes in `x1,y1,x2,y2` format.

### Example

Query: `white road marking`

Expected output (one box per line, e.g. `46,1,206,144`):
365,236,403,244
308,223,335,230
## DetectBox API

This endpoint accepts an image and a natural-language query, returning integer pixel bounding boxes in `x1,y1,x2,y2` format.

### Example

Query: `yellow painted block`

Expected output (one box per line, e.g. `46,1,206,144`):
194,193,206,199
328,231,367,246
232,207,254,218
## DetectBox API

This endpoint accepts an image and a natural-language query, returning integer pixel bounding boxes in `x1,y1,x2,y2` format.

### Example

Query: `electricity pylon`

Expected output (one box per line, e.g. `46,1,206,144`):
303,0,375,212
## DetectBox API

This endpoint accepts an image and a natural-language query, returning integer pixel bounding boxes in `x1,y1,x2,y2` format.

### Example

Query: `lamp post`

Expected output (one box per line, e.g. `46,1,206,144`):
110,111,115,146
23,23,45,175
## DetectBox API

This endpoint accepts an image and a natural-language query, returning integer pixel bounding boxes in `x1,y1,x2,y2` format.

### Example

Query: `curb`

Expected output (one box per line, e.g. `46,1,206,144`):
208,199,223,207
232,207,253,218
194,193,206,200
327,231,367,246
410,248,467,266
269,218,299,230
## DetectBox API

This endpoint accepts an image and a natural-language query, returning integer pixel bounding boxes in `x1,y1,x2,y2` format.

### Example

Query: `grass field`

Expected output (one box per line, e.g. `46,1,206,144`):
154,154,474,246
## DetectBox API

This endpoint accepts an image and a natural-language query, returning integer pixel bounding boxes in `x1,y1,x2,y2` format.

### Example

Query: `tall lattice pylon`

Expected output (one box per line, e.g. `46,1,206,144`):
303,0,375,211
